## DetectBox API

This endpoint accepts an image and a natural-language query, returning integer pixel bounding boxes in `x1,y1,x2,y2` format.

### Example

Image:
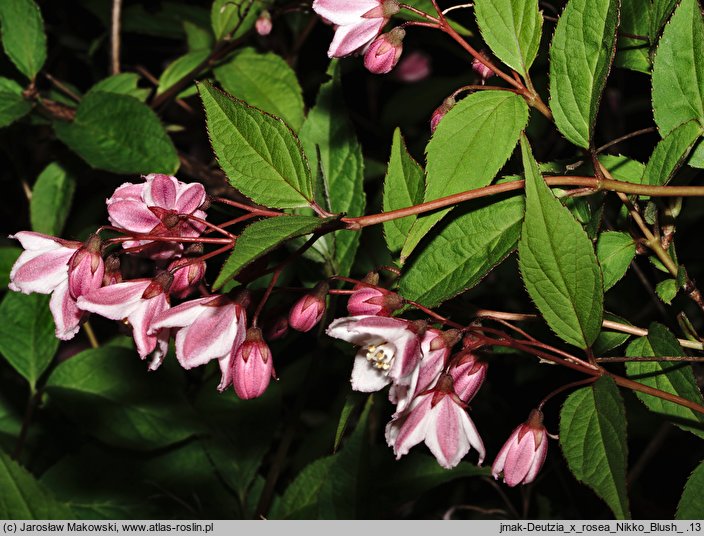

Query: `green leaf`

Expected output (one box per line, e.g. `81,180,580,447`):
560,376,630,519
199,81,314,209
400,188,524,308
53,91,179,175
652,0,704,168
596,231,636,291
0,293,57,389
299,62,365,276
382,129,425,255
549,0,619,148
30,163,75,236
45,347,202,450
644,120,704,185
518,136,603,348
474,0,542,77
0,76,31,127
213,216,333,290
215,48,305,132
0,0,46,80
0,247,20,290
677,459,704,519
402,91,528,259
655,278,678,304
211,0,261,41
615,0,652,74
625,323,704,439
88,73,150,102
157,50,209,96
0,449,74,519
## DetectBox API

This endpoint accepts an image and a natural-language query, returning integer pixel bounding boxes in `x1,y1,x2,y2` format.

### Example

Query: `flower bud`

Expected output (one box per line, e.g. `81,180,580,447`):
395,51,431,83
492,409,549,487
233,327,274,399
168,258,206,299
255,11,272,36
289,282,328,332
472,57,494,82
364,28,405,75
430,96,455,133
347,286,402,316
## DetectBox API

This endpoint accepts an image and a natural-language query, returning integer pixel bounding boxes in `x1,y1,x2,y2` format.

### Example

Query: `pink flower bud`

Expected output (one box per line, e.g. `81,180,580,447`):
364,28,405,74
472,57,494,82
450,352,487,403
233,327,274,399
430,96,455,133
289,282,328,332
347,286,402,316
255,11,272,36
395,51,431,83
168,258,206,299
492,409,549,487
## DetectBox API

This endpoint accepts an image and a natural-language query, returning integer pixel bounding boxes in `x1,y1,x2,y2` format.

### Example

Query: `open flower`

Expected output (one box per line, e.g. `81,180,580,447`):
312,0,399,57
9,232,104,340
149,294,247,390
326,315,425,392
77,275,171,363
386,373,485,469
492,409,549,487
106,174,207,260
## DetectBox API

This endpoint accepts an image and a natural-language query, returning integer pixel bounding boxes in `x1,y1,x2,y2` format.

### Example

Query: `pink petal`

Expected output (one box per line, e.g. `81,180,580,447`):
77,280,151,320
313,0,380,25
107,199,160,233
144,174,177,208
328,19,383,57
175,182,206,214
49,280,84,340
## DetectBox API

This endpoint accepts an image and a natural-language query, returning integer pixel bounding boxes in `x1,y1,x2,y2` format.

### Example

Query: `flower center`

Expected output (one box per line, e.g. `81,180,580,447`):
365,344,394,372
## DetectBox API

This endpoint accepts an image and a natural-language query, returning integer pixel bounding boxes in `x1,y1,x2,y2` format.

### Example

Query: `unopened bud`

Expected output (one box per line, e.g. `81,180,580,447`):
364,28,405,75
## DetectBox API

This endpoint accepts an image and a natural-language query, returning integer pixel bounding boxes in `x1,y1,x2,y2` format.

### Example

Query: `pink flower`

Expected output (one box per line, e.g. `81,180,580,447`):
288,282,328,332
9,232,104,340
168,258,206,299
312,0,400,57
77,275,171,362
386,373,485,468
149,294,247,390
472,57,494,82
395,51,431,83
255,11,272,36
430,96,455,133
390,328,458,414
347,286,402,316
364,28,405,74
233,327,274,399
326,315,425,392
492,409,549,487
450,352,488,403
106,174,207,260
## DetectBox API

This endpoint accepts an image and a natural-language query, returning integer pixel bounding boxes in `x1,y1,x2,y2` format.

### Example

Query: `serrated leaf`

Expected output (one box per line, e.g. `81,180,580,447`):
560,376,630,519
0,247,20,290
0,449,74,519
45,347,202,450
215,48,305,132
53,91,178,174
157,50,209,96
0,293,58,389
402,91,528,259
88,73,150,101
383,129,425,255
625,322,704,439
519,136,603,348
677,459,704,519
213,216,333,290
298,62,365,277
0,0,46,80
644,120,704,185
199,81,314,209
549,0,619,148
400,188,524,308
30,163,75,236
0,76,31,127
596,231,636,291
652,0,704,168
655,278,678,304
211,0,261,41
474,0,542,77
